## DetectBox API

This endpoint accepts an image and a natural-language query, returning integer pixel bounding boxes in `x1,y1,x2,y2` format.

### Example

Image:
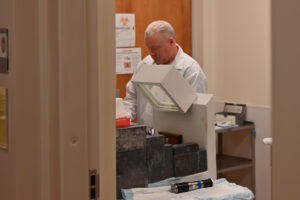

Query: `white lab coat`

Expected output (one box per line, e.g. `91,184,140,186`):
123,45,207,128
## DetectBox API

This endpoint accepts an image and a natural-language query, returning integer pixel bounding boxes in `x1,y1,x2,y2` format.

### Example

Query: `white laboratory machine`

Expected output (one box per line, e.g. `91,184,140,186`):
132,64,217,181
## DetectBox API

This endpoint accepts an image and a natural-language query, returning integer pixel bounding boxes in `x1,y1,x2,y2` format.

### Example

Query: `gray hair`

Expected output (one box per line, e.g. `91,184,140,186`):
145,20,176,40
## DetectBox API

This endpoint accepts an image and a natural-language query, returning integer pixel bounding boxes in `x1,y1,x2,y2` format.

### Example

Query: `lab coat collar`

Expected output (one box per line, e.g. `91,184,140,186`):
170,44,184,70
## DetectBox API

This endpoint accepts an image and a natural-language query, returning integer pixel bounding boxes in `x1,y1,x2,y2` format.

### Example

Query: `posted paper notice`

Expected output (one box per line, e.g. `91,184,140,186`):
115,13,135,47
116,48,141,74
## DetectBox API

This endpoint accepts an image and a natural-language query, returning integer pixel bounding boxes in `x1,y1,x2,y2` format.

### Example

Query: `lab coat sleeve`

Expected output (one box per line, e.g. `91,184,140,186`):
123,61,145,121
184,62,207,93
123,79,137,121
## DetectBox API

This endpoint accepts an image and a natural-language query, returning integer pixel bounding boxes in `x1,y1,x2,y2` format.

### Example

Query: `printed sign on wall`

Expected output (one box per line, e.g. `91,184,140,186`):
115,14,135,47
0,86,8,149
0,29,8,73
116,48,141,74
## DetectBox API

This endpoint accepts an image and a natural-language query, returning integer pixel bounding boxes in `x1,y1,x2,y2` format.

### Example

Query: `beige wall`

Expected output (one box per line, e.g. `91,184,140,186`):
193,1,271,200
200,0,271,107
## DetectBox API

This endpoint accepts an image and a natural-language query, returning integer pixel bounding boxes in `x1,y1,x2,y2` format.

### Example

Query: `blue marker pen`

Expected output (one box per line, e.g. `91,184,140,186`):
171,178,213,194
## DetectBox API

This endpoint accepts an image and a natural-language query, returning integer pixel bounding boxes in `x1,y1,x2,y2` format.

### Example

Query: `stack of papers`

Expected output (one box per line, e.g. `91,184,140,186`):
215,121,238,130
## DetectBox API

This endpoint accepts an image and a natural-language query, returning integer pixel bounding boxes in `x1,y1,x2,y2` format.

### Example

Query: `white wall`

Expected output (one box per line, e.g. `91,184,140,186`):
193,1,271,200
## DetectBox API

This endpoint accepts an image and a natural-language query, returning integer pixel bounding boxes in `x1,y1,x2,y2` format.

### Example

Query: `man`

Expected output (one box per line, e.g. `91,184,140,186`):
124,20,207,128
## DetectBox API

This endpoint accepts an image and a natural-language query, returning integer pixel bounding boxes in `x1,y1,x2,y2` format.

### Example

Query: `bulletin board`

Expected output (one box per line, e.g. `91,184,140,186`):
115,0,192,98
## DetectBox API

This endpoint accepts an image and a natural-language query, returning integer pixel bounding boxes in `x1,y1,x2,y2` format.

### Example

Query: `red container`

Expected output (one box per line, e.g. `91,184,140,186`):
116,117,130,128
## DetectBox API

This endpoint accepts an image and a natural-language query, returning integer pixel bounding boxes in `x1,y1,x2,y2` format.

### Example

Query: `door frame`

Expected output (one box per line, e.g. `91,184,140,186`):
39,0,116,199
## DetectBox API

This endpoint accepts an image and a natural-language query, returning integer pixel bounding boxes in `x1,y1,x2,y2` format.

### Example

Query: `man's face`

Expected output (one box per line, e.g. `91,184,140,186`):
145,32,174,64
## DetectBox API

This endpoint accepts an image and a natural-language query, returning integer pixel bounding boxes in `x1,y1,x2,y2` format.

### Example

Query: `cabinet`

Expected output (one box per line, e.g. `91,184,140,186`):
215,121,255,194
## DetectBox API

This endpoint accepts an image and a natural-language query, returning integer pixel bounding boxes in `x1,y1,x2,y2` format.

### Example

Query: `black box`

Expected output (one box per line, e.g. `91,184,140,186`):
116,125,147,198
116,125,146,152
198,150,207,172
163,144,174,179
116,149,147,198
173,143,200,177
146,134,165,183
